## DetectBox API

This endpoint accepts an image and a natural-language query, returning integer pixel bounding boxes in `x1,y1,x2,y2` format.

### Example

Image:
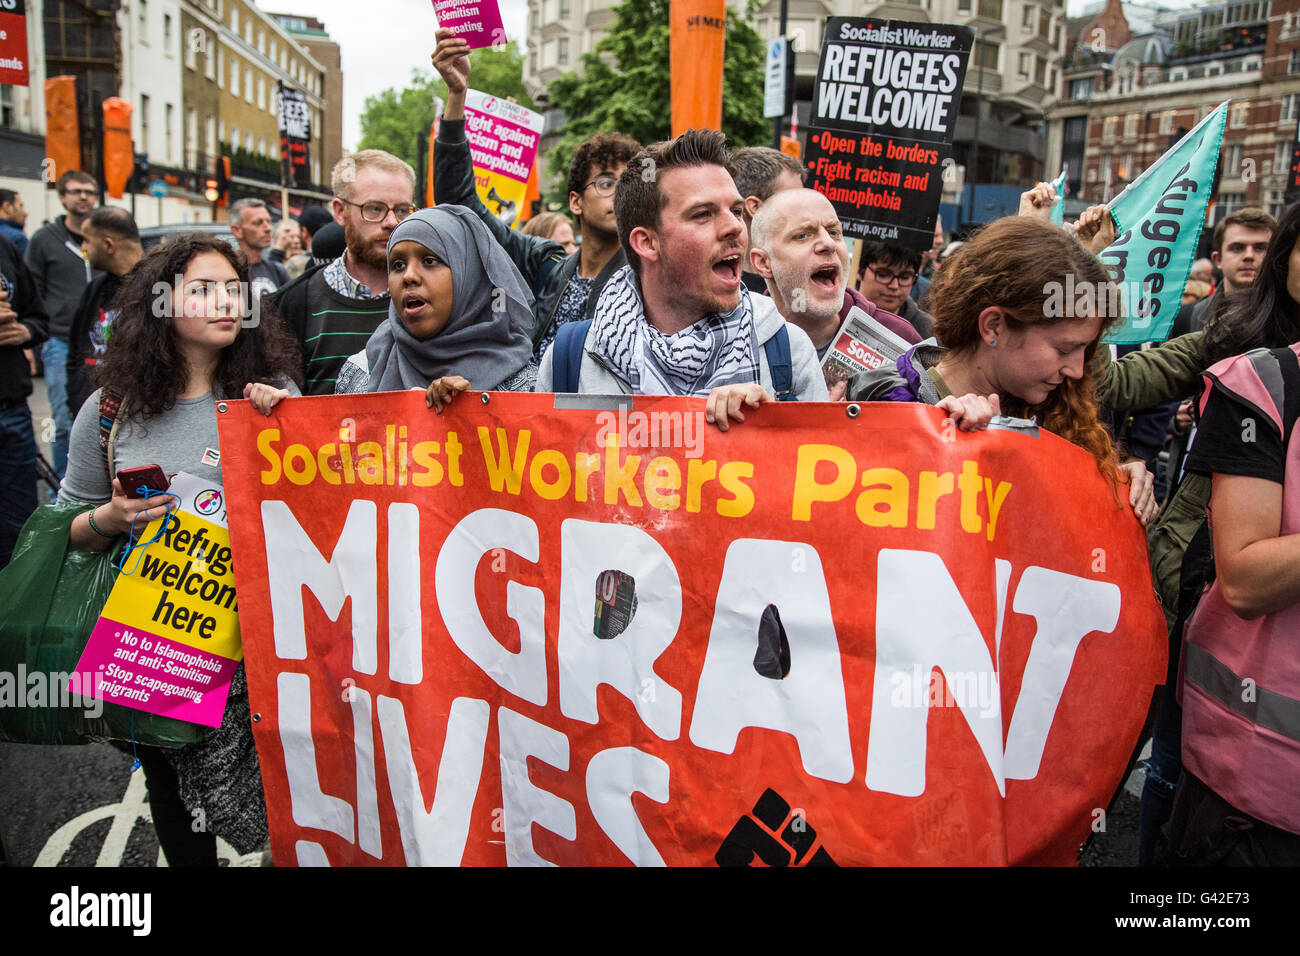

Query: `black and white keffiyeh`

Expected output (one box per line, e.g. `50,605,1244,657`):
589,265,760,396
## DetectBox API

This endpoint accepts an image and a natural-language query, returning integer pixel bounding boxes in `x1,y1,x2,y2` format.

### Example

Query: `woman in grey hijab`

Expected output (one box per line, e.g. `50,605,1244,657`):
335,205,538,402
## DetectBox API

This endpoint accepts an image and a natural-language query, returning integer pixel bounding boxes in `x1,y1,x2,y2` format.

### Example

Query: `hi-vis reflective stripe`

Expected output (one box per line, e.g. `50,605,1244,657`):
1184,642,1300,743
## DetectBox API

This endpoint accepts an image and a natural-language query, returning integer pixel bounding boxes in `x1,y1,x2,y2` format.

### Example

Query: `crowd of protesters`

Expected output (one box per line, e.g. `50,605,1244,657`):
1,26,1298,867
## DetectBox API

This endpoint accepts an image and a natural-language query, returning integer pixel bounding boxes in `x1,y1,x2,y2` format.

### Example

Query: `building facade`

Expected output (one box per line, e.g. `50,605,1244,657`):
1049,0,1300,223
270,12,343,179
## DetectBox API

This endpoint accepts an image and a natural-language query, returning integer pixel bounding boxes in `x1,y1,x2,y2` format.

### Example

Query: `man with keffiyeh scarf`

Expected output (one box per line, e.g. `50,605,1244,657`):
537,130,826,428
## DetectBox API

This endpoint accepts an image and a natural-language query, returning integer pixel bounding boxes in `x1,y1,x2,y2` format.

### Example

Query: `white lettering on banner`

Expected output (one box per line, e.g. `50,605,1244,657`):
558,519,684,740
387,503,422,684
498,706,576,867
585,747,670,867
259,505,1129,863
278,671,355,841
866,550,1120,797
1003,567,1120,780
435,508,547,706
263,499,377,673
349,687,383,858
296,841,330,866
689,539,854,784
377,694,489,866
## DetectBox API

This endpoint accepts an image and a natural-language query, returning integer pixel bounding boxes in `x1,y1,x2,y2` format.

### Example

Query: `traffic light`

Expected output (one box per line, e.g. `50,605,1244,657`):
130,153,150,193
212,155,231,206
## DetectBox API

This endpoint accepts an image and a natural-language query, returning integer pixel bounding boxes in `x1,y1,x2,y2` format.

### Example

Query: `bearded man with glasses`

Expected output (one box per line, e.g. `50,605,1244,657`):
855,241,934,339
268,150,418,394
431,28,640,358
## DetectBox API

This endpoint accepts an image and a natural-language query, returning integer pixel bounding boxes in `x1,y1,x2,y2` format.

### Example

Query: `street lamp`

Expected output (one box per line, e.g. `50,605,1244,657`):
966,23,1005,225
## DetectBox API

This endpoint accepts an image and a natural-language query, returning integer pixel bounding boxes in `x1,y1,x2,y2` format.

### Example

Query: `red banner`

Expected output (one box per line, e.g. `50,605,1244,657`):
0,0,28,86
217,393,1165,866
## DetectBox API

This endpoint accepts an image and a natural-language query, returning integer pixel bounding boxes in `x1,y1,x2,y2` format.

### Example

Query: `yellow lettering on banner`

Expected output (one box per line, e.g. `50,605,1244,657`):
529,449,572,500
792,443,856,520
716,462,755,518
644,457,682,511
258,428,281,483
856,468,909,528
478,427,530,495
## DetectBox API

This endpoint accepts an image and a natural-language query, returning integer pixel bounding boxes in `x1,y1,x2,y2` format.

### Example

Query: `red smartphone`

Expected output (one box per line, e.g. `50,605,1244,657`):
117,464,169,499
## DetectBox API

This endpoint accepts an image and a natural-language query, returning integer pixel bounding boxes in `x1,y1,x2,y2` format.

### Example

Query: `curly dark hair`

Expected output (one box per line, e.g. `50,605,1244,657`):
566,131,642,200
94,233,302,417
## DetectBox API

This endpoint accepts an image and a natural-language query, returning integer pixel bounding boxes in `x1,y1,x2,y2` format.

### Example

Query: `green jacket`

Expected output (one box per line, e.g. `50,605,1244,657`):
1092,330,1208,413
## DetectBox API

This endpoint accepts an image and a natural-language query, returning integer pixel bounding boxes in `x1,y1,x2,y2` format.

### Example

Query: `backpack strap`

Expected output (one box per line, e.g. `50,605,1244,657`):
97,388,128,481
1247,346,1300,445
552,320,591,394
763,325,796,402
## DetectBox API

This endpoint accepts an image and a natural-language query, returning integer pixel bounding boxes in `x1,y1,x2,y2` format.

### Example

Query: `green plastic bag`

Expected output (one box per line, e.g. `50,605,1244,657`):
0,503,208,748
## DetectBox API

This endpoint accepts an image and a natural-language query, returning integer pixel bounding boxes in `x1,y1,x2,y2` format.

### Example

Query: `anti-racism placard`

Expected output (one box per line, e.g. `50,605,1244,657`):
278,82,311,189
431,0,506,51
218,392,1165,866
74,473,242,728
462,89,543,228
806,18,972,251
0,0,29,87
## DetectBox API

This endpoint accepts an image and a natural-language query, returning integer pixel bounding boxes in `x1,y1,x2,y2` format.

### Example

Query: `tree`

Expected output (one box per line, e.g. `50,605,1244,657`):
543,0,766,207
357,41,535,172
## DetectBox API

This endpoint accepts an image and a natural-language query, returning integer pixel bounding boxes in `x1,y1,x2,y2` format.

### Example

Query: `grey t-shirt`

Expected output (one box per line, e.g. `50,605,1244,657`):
60,384,299,505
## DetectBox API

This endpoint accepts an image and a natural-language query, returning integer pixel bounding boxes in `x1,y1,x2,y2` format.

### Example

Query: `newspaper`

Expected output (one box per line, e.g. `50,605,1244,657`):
820,306,913,390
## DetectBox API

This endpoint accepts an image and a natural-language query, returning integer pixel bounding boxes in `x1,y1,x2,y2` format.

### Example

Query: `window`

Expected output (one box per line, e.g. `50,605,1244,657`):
163,12,172,52
220,120,227,143
258,136,266,157
230,58,239,96
1100,153,1112,186
1069,76,1093,99
1118,152,1133,180
1275,140,1291,174
1039,10,1051,39
230,125,238,149
231,7,237,32
977,0,1002,20
1206,61,1223,76
245,67,254,104
1224,142,1243,176
206,44,215,80
1035,56,1046,85
958,0,971,12
1283,93,1300,123
140,94,150,149
257,75,265,110
1158,109,1174,134
1230,103,1249,128
186,108,197,166
1018,51,1031,79
558,37,569,65
258,30,265,55
206,115,216,161
245,131,254,152
245,21,252,45
1291,49,1300,74
138,0,148,42
975,39,999,71
559,0,570,16
1021,4,1035,29
1123,113,1138,138
185,29,196,69
165,103,174,162
1169,67,1187,81
1102,115,1116,143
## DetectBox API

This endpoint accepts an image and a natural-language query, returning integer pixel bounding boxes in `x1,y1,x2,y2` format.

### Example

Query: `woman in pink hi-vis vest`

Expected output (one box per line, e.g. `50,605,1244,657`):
1167,207,1300,865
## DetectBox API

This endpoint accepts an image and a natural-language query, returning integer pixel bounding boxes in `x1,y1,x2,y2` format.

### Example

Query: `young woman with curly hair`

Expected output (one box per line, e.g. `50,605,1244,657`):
57,233,301,866
849,216,1157,524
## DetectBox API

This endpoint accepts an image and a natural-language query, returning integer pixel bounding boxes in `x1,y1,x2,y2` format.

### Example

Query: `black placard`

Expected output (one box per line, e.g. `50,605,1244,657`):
1286,141,1300,206
806,18,972,251
278,82,311,188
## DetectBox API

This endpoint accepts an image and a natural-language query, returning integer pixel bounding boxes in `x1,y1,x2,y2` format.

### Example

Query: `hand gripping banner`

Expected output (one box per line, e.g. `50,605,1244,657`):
217,393,1166,866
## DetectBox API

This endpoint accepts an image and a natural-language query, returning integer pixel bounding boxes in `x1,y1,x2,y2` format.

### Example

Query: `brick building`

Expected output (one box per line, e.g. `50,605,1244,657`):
1048,0,1300,222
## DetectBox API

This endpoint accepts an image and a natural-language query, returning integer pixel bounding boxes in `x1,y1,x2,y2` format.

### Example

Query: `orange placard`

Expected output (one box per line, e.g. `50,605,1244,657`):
780,135,801,160
218,393,1166,866
44,76,81,185
102,98,135,200
426,120,437,209
669,0,726,136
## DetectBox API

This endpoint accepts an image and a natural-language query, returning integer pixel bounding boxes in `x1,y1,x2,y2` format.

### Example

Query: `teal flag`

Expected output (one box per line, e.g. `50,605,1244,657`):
1049,168,1067,225
1097,102,1227,344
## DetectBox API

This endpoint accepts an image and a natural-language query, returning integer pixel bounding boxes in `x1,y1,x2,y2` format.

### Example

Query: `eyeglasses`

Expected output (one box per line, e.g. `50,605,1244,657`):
340,199,416,223
581,176,619,197
865,265,917,287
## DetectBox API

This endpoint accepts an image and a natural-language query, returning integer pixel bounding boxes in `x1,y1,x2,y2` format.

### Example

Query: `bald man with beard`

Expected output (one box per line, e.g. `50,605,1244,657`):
748,189,920,366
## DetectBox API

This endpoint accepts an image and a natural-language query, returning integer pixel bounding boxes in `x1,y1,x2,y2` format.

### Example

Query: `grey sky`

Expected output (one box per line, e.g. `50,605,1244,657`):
261,0,529,151
262,0,1199,152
